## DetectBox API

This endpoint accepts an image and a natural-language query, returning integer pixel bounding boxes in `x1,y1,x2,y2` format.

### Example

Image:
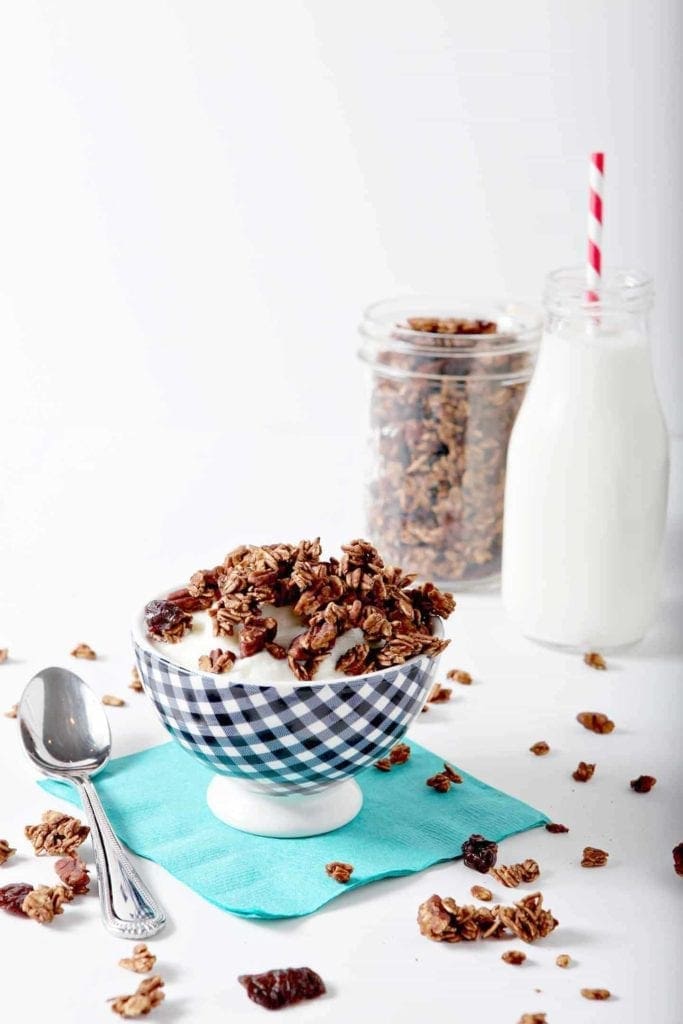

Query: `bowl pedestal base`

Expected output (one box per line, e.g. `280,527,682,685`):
206,775,363,839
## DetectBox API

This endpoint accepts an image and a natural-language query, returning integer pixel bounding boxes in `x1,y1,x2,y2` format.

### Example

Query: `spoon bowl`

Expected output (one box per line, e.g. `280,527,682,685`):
19,667,167,938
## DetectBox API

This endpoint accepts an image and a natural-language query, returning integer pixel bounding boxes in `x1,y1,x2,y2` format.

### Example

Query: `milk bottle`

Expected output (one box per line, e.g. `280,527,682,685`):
502,268,669,648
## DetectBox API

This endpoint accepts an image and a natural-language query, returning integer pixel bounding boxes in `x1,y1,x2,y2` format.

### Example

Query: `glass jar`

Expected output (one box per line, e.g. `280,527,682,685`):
358,297,541,589
502,268,669,647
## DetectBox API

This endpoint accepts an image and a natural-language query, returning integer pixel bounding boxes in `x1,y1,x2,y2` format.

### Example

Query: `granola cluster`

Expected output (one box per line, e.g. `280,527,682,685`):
145,539,454,680
24,810,90,857
366,316,533,583
417,891,557,944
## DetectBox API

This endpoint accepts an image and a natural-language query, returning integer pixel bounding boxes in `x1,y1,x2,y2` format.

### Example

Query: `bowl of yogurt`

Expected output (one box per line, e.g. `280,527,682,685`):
132,538,453,838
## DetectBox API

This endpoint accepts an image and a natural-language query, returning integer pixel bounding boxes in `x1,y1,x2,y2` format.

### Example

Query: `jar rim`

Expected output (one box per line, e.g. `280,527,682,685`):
544,266,654,314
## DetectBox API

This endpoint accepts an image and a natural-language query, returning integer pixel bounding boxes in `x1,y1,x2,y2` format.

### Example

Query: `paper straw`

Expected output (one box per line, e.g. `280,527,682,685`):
586,152,605,303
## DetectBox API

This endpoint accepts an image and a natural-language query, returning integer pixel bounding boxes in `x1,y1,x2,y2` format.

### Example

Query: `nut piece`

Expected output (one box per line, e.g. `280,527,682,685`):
529,741,550,756
4,704,18,719
0,649,8,663
119,943,157,974
418,890,557,945
0,840,16,865
129,667,144,693
103,694,126,707
630,774,656,793
581,846,609,868
197,648,236,674
447,669,472,685
325,861,354,884
501,949,526,965
21,884,73,923
545,822,569,833
426,764,462,793
518,1016,547,1024
572,761,596,782
556,954,571,968
673,842,683,876
576,711,615,734
581,988,611,1000
490,859,540,888
71,643,97,660
470,885,493,901
110,975,165,1018
426,682,453,704
55,856,90,893
584,651,607,670
389,742,411,765
374,757,392,772
25,810,90,856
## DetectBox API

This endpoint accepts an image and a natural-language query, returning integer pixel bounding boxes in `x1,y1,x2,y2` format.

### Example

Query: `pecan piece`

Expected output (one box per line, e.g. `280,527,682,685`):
581,988,611,1000
374,757,392,772
501,949,526,965
71,642,96,660
529,741,550,756
197,649,236,674
583,651,607,670
388,742,411,765
129,667,144,693
576,711,615,734
581,846,609,868
470,885,493,901
630,774,656,793
426,682,452,704
239,615,277,657
0,839,16,865
335,642,370,676
490,859,540,888
55,856,90,893
572,761,596,782
325,861,354,884
446,668,472,685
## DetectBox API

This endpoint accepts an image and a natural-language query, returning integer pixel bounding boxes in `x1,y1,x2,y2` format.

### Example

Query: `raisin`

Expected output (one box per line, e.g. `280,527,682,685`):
238,967,325,1010
545,823,569,834
461,834,498,873
144,600,192,641
0,883,34,917
673,842,683,876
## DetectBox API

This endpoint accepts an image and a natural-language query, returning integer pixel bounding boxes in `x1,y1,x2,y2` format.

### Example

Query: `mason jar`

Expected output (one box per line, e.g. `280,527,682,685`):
358,297,541,589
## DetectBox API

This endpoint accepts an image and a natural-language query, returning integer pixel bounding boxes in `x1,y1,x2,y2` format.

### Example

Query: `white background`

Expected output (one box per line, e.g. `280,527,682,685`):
0,2,682,1022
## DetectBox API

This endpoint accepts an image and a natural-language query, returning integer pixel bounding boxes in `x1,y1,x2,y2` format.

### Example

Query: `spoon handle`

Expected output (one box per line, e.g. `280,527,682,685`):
75,776,167,939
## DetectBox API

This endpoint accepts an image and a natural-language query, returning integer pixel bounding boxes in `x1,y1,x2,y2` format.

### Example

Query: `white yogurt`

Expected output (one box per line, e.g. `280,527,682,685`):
502,325,669,648
153,603,365,682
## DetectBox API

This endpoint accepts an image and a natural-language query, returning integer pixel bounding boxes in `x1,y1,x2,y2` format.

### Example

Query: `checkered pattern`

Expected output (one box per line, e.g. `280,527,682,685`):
134,642,437,794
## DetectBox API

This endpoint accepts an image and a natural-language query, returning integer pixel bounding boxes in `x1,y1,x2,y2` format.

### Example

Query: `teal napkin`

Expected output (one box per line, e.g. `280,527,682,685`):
39,741,548,919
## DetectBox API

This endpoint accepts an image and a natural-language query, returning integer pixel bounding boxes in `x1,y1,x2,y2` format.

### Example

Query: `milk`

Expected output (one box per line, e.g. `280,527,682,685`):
502,323,669,648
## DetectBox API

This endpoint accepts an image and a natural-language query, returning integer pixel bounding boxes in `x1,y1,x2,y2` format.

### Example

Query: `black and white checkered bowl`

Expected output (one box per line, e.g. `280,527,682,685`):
132,614,444,796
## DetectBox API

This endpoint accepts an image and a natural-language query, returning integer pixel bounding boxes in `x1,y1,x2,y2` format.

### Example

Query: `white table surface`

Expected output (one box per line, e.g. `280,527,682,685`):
1,428,681,1024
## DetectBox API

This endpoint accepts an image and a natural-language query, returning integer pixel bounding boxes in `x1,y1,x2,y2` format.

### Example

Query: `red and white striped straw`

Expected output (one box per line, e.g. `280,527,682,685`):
586,152,605,303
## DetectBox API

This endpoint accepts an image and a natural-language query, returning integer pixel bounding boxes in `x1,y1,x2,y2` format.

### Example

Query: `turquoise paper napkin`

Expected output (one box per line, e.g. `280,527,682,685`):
39,741,548,919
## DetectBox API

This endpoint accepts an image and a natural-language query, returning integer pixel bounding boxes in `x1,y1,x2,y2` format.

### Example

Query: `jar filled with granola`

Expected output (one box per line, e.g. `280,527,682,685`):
358,298,541,588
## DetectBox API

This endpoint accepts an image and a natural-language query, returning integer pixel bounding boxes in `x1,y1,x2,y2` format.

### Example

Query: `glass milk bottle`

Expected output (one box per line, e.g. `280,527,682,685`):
502,268,669,648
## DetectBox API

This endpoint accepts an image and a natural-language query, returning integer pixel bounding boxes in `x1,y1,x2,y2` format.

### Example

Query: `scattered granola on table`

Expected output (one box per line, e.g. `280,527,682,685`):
4,704,18,719
54,856,90,893
0,839,16,865
462,834,498,873
71,642,97,660
0,882,33,916
572,761,596,782
238,967,326,1011
490,859,540,888
581,846,609,868
529,741,550,756
545,822,569,834
110,975,165,1018
325,861,354,884
576,711,615,734
129,667,144,693
583,651,607,670
417,891,557,944
103,694,126,707
426,682,452,704
146,539,454,681
447,668,472,685
22,884,73,923
426,763,462,793
581,988,611,1001
25,810,90,856
470,884,493,901
556,954,571,968
501,949,526,965
119,944,157,974
672,843,683,876
630,774,656,793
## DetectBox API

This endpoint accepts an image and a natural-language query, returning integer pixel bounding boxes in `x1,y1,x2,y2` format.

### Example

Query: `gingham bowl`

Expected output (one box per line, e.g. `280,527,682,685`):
132,611,445,838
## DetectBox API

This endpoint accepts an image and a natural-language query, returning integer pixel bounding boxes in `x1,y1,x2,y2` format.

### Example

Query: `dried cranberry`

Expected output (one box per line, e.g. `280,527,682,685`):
461,834,498,873
238,967,326,1010
673,843,683,877
0,883,34,917
144,599,192,640
545,823,570,834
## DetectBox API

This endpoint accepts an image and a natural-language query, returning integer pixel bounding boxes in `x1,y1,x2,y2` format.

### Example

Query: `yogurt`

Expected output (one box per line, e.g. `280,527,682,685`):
153,603,365,683
502,323,669,648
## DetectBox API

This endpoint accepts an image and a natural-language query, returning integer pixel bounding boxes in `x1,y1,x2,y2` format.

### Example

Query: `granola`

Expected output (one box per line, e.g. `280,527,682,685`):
0,840,16,865
490,859,540,888
583,651,607,670
71,642,97,660
146,539,454,681
576,711,614,734
501,949,526,965
110,975,165,1018
529,741,550,756
581,988,611,1000
446,668,472,685
518,1016,546,1024
426,682,452,704
365,315,533,584
25,810,90,856
555,954,571,968
426,763,462,792
417,891,557,944
581,846,609,868
325,861,354,884
129,667,144,693
572,761,596,782
630,774,656,793
470,885,493,901
119,944,157,974
22,884,73,923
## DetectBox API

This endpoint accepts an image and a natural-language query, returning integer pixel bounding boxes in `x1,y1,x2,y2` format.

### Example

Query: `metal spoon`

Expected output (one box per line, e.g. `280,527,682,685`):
19,667,166,938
